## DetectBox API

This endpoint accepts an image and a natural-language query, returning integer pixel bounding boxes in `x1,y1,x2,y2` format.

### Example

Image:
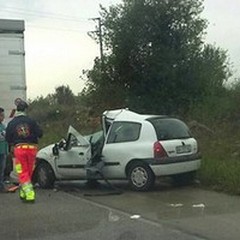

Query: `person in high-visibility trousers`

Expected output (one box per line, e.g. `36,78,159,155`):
6,100,43,202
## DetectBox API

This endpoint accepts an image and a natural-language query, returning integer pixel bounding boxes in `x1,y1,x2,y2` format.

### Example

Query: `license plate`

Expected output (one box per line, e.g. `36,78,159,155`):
176,145,192,154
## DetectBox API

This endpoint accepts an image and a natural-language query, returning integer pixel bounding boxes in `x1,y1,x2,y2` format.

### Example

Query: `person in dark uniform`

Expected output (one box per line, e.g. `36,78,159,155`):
5,101,43,202
0,107,8,193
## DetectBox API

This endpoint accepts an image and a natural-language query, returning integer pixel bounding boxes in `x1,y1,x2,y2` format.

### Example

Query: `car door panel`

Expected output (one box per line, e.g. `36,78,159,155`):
101,121,142,179
55,126,91,178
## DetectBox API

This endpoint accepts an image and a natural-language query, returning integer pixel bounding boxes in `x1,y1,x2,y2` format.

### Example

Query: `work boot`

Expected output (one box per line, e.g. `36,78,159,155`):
22,183,35,203
25,190,35,203
19,187,25,200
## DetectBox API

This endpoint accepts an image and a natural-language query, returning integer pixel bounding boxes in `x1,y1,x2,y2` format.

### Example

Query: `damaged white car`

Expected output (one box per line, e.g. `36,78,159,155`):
33,109,201,191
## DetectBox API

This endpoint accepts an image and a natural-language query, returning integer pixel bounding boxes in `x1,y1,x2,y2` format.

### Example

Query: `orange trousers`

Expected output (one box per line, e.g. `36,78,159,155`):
14,146,37,184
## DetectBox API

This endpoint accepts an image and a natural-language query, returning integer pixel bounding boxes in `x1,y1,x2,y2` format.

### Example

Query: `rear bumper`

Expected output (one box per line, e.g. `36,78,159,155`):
145,153,201,176
149,153,201,165
150,159,201,176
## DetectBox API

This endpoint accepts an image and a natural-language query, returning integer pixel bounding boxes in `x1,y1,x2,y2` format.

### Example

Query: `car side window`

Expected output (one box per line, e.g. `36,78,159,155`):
69,134,79,147
107,122,141,144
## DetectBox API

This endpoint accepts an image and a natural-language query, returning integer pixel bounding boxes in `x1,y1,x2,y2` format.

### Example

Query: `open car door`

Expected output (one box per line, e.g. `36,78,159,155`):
55,126,91,179
102,109,125,137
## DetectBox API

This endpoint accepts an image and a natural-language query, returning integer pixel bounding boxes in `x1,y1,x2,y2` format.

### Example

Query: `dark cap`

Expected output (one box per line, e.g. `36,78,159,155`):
16,100,28,112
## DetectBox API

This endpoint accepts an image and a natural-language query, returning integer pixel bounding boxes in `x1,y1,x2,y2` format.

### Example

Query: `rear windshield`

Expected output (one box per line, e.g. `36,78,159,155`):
147,118,192,140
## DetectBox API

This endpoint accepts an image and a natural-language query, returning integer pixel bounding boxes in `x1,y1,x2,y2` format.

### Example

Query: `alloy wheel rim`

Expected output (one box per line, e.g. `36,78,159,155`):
131,167,148,187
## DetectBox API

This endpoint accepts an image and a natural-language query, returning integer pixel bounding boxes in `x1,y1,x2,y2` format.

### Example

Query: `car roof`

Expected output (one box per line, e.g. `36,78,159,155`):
102,109,168,123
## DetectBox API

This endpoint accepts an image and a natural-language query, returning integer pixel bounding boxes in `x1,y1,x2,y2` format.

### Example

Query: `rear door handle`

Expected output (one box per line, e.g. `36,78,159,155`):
79,152,84,156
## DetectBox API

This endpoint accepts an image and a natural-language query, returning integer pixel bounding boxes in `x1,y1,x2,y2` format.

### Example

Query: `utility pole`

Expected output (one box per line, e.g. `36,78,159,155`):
89,17,103,63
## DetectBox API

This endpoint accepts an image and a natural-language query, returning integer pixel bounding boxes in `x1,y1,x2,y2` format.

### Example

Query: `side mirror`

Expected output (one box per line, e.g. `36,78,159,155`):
58,139,66,149
52,144,59,156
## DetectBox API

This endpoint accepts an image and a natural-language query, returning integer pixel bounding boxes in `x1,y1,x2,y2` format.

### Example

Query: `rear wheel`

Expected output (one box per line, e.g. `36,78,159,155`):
127,162,155,191
35,162,55,189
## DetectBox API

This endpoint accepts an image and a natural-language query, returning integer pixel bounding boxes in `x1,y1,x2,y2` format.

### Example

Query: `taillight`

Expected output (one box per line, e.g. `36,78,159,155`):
154,141,167,159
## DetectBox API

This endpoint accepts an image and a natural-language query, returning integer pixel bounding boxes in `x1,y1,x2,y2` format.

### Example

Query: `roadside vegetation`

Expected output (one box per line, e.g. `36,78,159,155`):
28,0,240,194
187,85,240,194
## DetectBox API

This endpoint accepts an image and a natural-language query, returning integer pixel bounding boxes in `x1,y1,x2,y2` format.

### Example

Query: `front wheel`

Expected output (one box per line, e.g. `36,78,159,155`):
34,162,55,189
127,162,155,191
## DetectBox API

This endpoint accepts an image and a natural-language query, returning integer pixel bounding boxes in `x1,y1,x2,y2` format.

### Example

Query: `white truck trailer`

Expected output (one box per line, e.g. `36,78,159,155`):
0,19,26,120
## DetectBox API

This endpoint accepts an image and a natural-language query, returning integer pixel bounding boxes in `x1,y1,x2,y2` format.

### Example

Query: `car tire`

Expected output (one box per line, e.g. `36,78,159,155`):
35,161,55,189
172,171,196,186
127,162,155,191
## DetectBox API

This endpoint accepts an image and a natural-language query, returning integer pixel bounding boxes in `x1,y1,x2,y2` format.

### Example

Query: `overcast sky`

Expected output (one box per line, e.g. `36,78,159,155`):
0,0,240,99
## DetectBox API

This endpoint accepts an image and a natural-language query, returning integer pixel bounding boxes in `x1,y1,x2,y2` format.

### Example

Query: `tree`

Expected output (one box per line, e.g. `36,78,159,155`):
52,85,75,105
84,0,231,114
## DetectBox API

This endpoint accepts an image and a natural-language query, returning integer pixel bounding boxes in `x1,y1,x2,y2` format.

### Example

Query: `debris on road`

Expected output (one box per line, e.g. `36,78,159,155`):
130,214,141,219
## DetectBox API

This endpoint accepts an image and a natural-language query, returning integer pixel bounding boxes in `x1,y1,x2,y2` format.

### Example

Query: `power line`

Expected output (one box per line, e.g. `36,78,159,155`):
27,24,88,33
2,6,87,20
1,7,89,23
0,6,96,34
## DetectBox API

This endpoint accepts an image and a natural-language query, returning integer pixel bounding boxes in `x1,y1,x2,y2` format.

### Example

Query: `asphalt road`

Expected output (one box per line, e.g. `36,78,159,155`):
0,180,240,240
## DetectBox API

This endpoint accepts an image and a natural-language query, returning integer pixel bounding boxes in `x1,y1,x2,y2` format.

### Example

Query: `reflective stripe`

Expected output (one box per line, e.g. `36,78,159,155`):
16,144,37,149
15,163,22,173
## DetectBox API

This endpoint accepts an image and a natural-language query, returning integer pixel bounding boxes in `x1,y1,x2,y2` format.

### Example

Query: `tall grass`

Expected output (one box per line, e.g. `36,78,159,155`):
188,91,240,194
200,156,240,194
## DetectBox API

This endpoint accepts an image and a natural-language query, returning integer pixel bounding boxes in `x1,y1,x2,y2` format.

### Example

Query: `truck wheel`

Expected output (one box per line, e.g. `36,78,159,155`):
35,162,55,189
127,162,155,191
